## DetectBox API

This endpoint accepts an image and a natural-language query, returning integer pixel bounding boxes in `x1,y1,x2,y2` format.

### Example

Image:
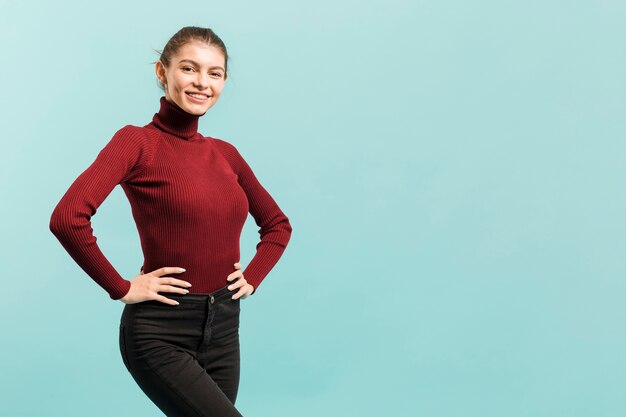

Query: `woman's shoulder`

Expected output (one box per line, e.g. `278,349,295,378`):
97,124,160,166
107,124,161,148
209,136,239,153
207,137,247,172
209,137,245,160
114,123,157,139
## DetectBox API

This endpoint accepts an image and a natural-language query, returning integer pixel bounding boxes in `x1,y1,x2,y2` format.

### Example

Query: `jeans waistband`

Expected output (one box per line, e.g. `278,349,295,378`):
162,283,238,305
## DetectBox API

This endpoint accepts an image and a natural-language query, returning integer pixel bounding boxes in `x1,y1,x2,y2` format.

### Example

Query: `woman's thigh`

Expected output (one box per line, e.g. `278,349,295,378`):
119,330,243,417
197,298,241,403
119,291,243,417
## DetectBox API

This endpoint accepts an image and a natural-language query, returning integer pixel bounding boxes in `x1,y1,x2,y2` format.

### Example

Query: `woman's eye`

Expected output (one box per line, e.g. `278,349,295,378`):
182,66,194,72
211,72,223,78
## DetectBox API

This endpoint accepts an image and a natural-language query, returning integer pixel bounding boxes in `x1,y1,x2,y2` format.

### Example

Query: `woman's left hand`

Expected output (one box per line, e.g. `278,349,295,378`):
227,262,255,300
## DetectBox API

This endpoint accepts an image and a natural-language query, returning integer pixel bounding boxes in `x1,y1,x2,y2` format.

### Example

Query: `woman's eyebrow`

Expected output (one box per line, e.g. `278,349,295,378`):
178,59,225,72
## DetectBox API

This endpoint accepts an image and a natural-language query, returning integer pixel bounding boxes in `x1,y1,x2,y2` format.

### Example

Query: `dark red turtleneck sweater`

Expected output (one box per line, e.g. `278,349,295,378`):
49,96,292,300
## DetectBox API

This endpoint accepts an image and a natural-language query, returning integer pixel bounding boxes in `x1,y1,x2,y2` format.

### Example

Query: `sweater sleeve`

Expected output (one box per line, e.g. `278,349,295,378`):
216,140,293,294
49,125,150,300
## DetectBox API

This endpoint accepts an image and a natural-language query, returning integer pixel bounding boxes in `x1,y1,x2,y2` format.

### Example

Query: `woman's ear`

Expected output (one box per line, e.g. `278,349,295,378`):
155,61,166,85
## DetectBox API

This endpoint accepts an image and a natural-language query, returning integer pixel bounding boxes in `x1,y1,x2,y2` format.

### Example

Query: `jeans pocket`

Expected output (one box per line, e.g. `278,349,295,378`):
119,323,132,372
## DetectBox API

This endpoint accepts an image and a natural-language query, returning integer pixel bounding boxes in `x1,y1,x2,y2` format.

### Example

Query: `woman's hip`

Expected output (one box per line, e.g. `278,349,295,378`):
120,283,241,350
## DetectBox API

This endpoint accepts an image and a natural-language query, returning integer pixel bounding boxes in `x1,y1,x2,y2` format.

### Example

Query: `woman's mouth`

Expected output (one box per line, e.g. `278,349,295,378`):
186,92,210,103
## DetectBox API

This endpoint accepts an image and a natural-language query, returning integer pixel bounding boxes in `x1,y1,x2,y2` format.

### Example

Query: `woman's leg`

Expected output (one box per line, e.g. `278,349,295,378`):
197,294,241,404
119,287,243,417
120,329,242,417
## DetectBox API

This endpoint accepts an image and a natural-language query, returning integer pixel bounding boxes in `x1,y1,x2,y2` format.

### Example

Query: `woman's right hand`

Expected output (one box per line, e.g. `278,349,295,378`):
119,267,192,305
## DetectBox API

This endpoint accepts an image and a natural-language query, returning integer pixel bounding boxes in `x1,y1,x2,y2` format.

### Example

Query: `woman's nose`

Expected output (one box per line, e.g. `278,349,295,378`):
195,72,209,88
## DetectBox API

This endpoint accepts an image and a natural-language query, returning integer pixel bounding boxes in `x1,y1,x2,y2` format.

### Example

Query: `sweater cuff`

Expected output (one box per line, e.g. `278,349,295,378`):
109,279,131,300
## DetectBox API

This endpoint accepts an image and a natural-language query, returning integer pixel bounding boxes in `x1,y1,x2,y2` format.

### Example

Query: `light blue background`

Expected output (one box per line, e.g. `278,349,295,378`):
1,0,625,416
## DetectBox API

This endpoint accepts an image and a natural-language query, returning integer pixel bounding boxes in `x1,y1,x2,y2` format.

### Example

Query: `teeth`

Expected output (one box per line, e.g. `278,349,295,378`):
187,93,208,100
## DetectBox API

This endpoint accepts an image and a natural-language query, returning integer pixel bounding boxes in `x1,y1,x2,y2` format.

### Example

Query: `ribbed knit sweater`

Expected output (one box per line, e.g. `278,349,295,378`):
49,96,292,300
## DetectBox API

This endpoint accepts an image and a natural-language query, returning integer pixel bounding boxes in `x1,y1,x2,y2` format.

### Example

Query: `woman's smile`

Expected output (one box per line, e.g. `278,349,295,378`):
186,91,211,103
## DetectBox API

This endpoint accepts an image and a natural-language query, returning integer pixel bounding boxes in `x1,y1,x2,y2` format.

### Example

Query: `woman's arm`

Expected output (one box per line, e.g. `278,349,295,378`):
215,140,293,294
49,126,151,300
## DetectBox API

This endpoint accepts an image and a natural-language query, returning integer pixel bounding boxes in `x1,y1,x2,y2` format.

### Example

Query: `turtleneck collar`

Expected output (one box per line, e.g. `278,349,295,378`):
151,96,204,141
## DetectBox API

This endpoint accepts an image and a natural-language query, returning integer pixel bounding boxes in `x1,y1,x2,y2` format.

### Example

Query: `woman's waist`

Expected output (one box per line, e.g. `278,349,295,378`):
141,258,239,290
121,283,240,326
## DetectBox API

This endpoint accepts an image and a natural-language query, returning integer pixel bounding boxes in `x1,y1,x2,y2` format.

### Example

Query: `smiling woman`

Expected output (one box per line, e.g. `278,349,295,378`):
155,39,228,115
49,25,292,417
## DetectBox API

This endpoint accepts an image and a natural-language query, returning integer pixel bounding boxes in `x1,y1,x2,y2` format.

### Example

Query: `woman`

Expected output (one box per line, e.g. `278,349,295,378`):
49,26,292,416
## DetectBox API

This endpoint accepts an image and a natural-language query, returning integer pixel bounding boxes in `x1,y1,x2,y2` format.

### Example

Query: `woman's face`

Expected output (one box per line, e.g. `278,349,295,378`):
155,40,227,116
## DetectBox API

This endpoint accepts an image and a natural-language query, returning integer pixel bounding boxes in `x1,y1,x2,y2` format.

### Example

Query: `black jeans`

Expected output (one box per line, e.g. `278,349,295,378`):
119,284,243,417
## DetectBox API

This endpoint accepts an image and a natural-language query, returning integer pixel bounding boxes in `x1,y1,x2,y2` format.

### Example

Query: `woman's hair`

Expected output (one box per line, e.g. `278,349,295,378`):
153,26,229,91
